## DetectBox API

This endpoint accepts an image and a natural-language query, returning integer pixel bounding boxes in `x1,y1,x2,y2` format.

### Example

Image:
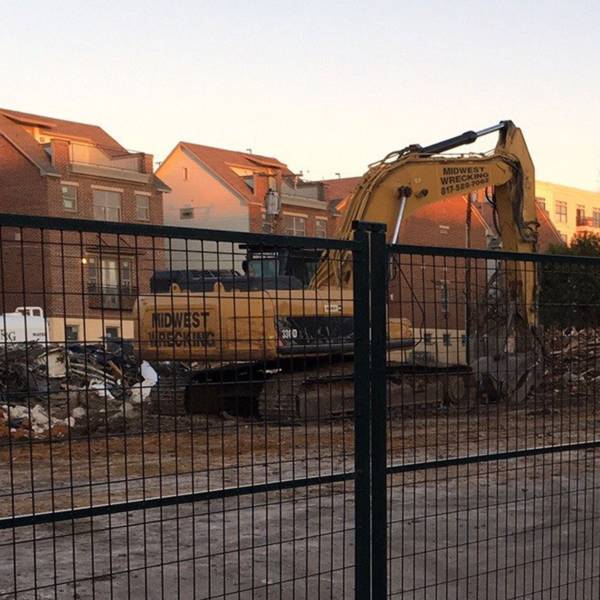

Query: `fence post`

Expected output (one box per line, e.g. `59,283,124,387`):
369,223,388,599
353,222,388,600
353,222,372,600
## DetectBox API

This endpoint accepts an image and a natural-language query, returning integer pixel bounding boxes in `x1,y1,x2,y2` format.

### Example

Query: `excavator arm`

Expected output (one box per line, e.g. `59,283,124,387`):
314,121,539,328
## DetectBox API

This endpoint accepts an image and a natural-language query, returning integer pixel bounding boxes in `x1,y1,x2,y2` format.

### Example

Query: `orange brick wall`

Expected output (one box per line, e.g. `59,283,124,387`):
0,137,165,329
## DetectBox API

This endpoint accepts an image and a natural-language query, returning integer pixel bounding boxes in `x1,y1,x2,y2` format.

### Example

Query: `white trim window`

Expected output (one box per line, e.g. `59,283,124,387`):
105,326,120,340
65,324,79,341
135,194,150,221
93,189,121,222
284,214,306,236
315,218,327,238
61,184,78,212
555,200,568,224
87,256,132,293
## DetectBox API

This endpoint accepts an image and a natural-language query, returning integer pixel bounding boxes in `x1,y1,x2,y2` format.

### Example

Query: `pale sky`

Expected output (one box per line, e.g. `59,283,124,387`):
2,0,600,189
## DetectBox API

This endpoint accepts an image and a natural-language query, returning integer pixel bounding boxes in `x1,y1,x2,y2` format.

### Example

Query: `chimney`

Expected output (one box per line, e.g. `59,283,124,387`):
140,153,154,174
50,139,70,171
253,172,269,206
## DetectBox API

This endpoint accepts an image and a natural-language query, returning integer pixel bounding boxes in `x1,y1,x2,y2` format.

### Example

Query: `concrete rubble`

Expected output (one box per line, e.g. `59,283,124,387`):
535,328,600,400
0,342,157,439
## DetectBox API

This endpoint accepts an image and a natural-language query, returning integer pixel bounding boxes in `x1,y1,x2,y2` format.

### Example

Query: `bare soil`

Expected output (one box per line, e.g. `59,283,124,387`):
2,400,600,598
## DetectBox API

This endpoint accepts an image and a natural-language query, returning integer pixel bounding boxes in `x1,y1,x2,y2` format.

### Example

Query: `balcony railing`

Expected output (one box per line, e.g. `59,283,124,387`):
576,216,599,228
69,142,151,183
87,284,138,311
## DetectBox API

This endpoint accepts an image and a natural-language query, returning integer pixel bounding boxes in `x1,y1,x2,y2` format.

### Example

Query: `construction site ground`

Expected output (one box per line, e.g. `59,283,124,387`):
2,401,600,599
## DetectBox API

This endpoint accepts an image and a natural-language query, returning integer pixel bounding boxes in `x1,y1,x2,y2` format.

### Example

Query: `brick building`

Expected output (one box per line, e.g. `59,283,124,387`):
156,143,337,269
535,181,600,245
0,108,169,341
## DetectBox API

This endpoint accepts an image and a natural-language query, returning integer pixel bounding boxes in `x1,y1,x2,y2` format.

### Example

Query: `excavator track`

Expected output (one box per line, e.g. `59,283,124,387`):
258,363,356,424
150,362,356,422
149,375,190,416
150,362,477,422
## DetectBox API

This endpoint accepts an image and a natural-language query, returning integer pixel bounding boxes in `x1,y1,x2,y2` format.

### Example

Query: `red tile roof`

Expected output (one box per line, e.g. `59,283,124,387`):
479,197,563,251
0,108,169,190
180,142,293,202
321,176,363,208
0,108,126,153
534,204,564,249
0,112,58,176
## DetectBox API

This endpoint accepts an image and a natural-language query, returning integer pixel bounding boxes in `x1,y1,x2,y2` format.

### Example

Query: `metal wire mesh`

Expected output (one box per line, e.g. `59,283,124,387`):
0,216,358,599
2,214,600,599
387,244,600,599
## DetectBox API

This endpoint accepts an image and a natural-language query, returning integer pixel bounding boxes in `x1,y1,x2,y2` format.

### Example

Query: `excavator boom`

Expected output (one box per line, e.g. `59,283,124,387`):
314,121,539,327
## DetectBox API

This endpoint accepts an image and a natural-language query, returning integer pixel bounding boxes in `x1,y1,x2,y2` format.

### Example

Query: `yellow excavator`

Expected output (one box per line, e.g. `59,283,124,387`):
135,120,539,419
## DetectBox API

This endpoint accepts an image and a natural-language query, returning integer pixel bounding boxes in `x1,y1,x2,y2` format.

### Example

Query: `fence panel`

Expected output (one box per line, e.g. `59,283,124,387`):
0,214,362,600
4,213,600,600
386,243,600,599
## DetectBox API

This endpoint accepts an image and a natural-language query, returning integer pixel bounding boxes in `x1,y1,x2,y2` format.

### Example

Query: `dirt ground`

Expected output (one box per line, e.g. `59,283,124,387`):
2,401,600,598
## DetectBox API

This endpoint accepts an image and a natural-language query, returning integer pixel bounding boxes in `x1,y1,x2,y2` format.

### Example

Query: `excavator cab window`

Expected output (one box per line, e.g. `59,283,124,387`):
284,253,318,285
246,256,278,279
245,248,320,287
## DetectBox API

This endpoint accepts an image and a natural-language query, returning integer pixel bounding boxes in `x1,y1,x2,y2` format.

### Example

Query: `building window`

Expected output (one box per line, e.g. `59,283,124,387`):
424,332,433,345
593,208,600,227
576,205,586,225
536,197,546,211
135,194,150,221
442,333,451,347
87,257,134,310
105,326,120,340
183,167,188,181
284,214,306,236
315,219,327,238
555,200,568,223
180,207,194,219
93,189,121,222
65,325,79,342
61,184,78,212
87,256,132,293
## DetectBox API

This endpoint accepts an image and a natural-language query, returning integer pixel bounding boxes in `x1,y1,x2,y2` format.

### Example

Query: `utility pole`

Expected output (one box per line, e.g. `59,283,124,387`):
465,192,475,364
263,188,281,233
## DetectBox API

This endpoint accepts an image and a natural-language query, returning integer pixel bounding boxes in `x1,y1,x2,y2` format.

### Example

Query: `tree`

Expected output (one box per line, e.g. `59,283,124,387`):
539,233,600,329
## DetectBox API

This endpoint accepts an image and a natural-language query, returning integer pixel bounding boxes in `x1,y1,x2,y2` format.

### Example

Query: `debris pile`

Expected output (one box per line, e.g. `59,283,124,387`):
0,342,157,439
535,328,600,401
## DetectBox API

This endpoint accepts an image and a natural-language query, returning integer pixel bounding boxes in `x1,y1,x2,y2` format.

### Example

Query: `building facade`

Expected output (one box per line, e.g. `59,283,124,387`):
536,181,600,244
156,143,337,270
0,108,168,341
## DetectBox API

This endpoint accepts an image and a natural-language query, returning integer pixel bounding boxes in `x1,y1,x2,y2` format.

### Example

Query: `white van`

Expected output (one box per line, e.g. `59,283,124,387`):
0,306,48,343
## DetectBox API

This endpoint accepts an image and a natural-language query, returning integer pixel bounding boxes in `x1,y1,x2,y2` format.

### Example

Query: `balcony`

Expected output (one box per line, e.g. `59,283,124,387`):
576,215,599,234
87,284,138,311
69,142,152,184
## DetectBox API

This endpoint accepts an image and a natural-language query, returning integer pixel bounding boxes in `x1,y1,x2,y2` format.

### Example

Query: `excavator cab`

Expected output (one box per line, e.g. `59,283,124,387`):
242,245,321,288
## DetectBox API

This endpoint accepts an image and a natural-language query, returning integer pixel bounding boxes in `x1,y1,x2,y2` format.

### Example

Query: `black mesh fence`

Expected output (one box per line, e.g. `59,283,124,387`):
0,215,361,599
2,214,600,599
386,244,600,599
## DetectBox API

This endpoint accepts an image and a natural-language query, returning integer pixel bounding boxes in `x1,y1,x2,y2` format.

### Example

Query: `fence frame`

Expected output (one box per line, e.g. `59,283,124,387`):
3,212,600,598
353,222,389,600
